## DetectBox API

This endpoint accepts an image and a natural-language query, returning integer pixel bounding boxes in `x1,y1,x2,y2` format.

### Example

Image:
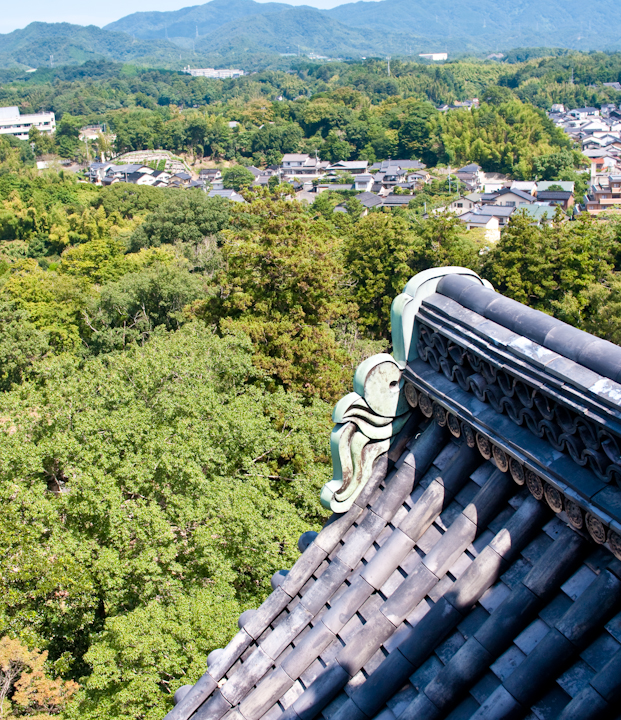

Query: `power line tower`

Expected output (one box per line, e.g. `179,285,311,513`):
387,56,391,76
50,54,54,68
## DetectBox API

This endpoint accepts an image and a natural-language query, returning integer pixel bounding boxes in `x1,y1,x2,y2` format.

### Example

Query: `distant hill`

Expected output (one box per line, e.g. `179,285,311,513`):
104,0,292,41
108,0,621,54
2,0,621,71
0,8,461,71
193,6,458,58
0,22,184,69
324,0,621,52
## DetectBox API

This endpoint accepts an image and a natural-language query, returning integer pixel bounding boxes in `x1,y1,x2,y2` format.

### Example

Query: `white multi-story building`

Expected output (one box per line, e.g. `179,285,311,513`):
419,52,448,61
183,67,244,79
0,106,56,141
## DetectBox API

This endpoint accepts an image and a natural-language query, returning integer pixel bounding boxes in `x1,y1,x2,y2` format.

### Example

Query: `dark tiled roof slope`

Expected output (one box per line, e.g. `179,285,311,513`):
166,269,621,720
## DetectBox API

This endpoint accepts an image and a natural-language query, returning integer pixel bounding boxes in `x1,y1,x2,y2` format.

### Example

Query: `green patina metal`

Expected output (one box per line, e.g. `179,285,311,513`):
322,267,490,513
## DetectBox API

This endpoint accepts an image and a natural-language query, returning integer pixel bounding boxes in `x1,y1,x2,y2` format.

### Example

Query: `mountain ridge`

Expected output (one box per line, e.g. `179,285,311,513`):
108,0,621,53
104,0,296,41
1,0,621,70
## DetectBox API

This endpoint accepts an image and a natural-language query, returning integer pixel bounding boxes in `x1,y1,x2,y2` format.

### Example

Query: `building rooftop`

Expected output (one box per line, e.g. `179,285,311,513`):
458,211,496,225
537,191,573,202
165,269,621,720
0,106,20,119
355,191,383,208
458,164,482,173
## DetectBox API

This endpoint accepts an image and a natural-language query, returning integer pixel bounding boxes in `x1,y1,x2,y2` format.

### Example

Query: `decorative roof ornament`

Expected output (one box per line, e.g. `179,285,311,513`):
322,267,491,514
321,354,410,513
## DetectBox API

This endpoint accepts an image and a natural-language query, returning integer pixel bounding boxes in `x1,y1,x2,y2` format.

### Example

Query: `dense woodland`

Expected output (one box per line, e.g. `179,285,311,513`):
3,54,621,720
0,53,619,175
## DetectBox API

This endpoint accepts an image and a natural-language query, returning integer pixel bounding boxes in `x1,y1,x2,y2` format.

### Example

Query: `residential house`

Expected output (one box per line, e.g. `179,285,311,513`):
169,172,193,187
536,190,574,210
252,174,272,188
123,171,158,186
328,160,369,175
87,162,113,184
151,170,172,184
457,210,501,241
107,164,152,180
584,174,621,213
482,187,537,207
568,107,600,120
372,165,424,195
478,205,516,227
481,172,509,194
280,153,329,179
380,167,407,184
455,163,485,192
316,182,353,193
380,194,414,209
521,202,556,224
536,181,575,194
370,159,426,172
199,168,222,183
207,189,245,202
447,193,481,213
406,170,431,189
355,192,384,212
354,173,374,193
510,180,538,196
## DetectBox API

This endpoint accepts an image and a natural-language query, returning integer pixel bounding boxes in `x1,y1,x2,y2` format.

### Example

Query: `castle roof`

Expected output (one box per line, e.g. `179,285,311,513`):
166,268,621,720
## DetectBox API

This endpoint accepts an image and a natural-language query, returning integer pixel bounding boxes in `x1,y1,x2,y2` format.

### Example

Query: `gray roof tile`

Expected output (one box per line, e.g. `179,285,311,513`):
557,658,595,698
490,644,526,681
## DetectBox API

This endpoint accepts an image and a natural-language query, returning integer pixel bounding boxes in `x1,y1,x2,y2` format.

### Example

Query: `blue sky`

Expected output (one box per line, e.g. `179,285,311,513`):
1,0,377,34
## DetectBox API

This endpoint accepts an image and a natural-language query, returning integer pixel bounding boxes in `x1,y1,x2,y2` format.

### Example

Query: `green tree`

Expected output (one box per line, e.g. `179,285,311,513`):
398,101,439,164
84,263,207,353
0,300,50,390
321,130,353,163
192,197,355,401
0,326,332,719
344,213,415,338
28,126,55,158
129,194,230,251
483,210,613,317
411,213,484,273
221,166,255,192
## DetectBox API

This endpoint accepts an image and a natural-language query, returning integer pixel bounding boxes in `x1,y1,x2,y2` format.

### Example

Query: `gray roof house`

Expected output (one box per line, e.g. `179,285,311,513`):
207,189,245,203
355,192,384,209
370,160,426,172
483,188,537,207
164,268,621,720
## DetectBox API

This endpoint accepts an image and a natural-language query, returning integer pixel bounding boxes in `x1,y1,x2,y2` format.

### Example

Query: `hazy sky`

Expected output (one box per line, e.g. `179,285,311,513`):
1,0,377,34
